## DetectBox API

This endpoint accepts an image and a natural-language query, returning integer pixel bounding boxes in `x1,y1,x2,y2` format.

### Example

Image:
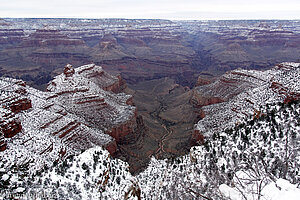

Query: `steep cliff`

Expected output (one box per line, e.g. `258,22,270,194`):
47,64,141,144
0,77,113,178
0,64,143,182
1,19,300,90
1,62,299,199
194,62,300,137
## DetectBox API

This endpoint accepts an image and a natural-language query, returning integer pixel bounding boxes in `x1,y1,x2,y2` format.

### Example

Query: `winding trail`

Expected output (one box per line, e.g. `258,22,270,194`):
148,98,175,159
155,124,173,159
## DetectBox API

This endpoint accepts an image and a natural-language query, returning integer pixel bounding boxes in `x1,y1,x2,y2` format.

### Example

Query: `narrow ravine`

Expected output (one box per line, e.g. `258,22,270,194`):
149,99,177,159
155,125,173,159
120,78,198,173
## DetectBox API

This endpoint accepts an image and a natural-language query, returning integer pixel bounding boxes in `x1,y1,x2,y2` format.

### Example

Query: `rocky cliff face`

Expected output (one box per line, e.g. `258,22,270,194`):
0,25,91,89
46,64,142,144
193,62,300,137
180,20,300,73
0,108,22,139
0,28,25,49
191,66,270,107
0,64,143,176
3,19,299,90
0,79,31,143
0,77,113,175
1,61,299,199
92,25,197,86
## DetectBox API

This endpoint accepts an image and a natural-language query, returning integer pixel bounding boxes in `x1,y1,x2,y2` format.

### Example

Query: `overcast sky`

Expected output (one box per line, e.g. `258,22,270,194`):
1,0,300,20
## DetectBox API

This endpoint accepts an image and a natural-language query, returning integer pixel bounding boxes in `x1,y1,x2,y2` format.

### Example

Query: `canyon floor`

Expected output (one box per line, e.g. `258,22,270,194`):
118,78,199,173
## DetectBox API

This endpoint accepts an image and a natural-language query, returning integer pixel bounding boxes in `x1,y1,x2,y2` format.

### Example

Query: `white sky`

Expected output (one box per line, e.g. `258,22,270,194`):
1,0,300,20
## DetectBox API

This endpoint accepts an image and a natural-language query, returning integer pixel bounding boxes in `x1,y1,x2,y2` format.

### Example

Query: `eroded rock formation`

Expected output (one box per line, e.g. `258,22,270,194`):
193,62,300,137
0,64,144,175
0,79,32,140
47,64,143,145
1,19,300,90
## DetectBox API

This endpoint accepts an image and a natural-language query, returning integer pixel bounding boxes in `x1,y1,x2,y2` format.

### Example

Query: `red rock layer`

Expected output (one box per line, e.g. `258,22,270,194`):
0,139,7,151
105,140,118,156
22,29,85,47
190,130,205,146
271,82,300,104
105,117,137,143
190,93,224,108
0,108,22,139
76,64,127,93
8,98,32,113
0,29,25,48
0,80,33,142
47,64,144,154
0,119,22,138
195,77,212,87
64,64,75,77
103,75,127,93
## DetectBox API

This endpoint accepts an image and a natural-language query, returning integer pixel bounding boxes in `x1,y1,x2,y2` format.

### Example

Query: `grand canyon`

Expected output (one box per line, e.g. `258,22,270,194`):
0,18,299,199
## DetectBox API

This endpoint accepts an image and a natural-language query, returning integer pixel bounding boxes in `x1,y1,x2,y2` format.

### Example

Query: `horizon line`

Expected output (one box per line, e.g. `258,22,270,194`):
2,17,300,21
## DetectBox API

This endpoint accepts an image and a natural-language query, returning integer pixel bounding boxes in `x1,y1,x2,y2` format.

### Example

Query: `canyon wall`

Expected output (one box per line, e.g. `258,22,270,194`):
1,19,299,89
192,62,300,138
0,64,144,175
